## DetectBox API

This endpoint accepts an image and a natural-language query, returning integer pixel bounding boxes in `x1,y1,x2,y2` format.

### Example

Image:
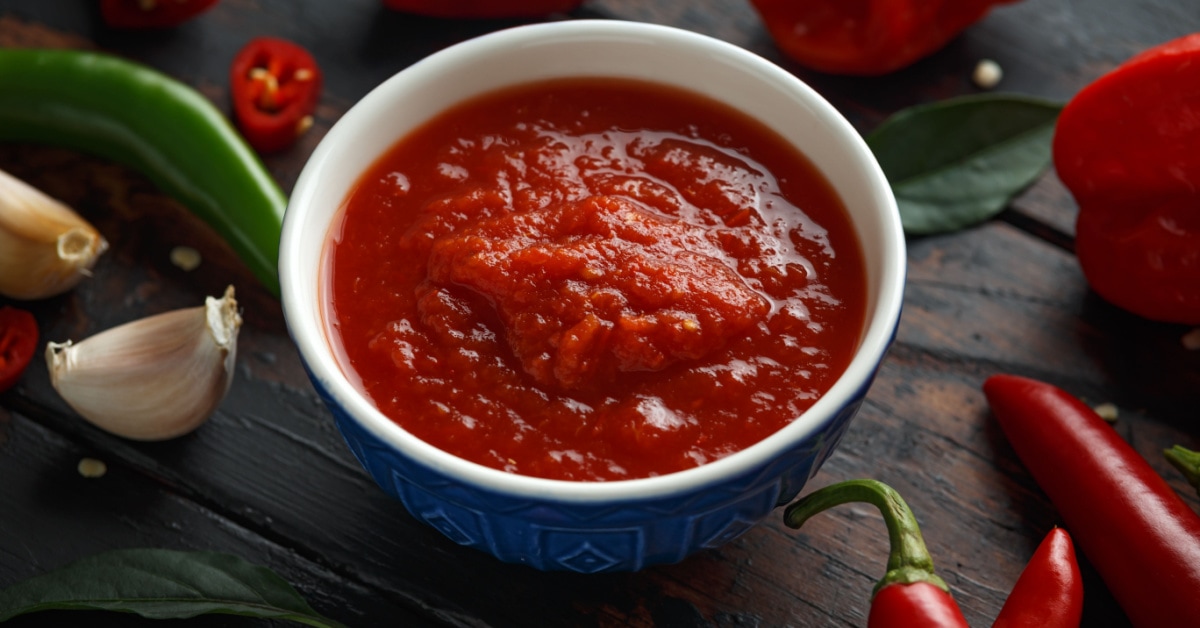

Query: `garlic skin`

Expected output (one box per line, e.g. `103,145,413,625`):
46,286,242,441
0,168,109,300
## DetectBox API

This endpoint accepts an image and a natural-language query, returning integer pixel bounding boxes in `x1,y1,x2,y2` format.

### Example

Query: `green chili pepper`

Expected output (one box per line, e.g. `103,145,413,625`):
0,48,287,295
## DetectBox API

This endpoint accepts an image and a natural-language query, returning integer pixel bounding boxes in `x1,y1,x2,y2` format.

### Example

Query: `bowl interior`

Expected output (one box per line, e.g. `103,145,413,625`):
280,20,904,502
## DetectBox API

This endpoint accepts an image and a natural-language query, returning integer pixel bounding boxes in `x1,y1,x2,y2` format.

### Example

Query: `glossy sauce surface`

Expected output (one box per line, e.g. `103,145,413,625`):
325,78,867,481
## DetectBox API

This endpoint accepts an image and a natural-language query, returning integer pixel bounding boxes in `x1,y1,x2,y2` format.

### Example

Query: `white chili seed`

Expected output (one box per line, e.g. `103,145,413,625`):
1093,402,1119,422
973,59,1003,89
170,245,202,272
77,457,107,478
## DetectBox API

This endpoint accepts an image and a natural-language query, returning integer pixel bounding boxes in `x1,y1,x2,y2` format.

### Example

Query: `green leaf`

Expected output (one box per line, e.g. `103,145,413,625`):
867,93,1063,236
0,548,346,627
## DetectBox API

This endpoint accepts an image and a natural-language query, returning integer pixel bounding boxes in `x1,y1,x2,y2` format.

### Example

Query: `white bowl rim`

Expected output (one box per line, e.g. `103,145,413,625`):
280,19,905,504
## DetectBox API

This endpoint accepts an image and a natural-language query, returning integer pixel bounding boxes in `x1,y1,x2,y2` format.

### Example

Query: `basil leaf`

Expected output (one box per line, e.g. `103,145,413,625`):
0,548,346,627
867,93,1063,235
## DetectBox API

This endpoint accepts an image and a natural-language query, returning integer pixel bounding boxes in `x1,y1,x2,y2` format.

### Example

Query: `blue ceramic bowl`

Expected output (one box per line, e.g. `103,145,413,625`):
280,20,905,573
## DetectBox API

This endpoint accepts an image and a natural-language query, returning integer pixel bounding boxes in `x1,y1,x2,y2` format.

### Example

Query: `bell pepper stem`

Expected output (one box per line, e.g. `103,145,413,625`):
784,479,949,596
1164,445,1200,498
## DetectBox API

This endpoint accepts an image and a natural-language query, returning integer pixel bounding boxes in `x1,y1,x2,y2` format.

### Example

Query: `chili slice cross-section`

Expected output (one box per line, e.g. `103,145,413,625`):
230,37,322,154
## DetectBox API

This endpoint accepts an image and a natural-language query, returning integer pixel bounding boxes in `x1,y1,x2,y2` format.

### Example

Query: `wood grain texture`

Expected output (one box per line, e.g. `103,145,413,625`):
2,1,1198,627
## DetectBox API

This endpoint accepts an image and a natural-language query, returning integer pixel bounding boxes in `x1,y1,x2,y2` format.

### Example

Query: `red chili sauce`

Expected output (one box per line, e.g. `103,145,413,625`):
325,78,867,481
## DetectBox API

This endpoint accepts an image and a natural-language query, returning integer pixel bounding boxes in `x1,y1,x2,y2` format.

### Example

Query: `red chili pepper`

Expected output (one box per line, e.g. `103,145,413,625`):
230,37,322,154
1052,33,1200,325
983,374,1200,626
785,479,969,628
991,528,1082,628
100,0,219,29
747,0,1021,76
0,306,38,393
380,0,583,18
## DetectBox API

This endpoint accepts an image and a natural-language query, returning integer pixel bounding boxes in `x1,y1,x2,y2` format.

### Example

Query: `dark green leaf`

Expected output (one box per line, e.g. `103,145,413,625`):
0,548,346,627
867,93,1063,236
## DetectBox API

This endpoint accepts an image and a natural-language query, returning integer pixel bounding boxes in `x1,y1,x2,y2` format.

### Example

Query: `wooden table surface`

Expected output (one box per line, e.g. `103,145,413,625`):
2,1,1198,626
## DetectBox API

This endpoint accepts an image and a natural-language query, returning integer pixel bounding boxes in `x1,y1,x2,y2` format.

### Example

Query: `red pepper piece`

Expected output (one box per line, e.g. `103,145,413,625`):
380,0,583,18
100,0,219,29
747,0,1021,76
991,527,1082,628
0,306,38,393
230,37,321,154
1052,33,1200,324
785,479,969,628
983,374,1200,626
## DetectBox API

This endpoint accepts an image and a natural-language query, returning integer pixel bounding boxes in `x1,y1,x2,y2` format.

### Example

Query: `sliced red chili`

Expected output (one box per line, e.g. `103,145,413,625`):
785,479,969,628
1052,33,1200,324
0,306,38,393
100,0,219,29
230,37,322,154
991,527,1083,628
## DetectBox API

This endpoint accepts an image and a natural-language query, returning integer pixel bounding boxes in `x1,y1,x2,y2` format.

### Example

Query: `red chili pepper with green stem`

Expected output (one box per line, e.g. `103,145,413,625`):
991,527,1082,628
983,374,1200,626
785,479,969,628
230,37,322,154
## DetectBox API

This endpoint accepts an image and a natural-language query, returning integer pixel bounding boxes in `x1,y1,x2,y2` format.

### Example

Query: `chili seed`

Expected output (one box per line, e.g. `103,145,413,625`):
77,457,107,478
1093,402,1119,422
973,59,1003,89
170,245,202,271
295,115,314,137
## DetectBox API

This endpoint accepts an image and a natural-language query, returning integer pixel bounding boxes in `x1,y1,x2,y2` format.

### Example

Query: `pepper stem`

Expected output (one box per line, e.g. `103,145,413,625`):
784,479,949,597
1164,445,1200,498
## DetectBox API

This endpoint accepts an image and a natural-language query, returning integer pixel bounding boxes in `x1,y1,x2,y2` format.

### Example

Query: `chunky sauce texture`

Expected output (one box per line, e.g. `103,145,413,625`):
326,78,867,481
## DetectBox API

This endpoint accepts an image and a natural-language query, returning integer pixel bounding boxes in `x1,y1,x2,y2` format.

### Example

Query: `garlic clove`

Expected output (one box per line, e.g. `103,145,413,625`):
46,286,242,441
0,167,108,300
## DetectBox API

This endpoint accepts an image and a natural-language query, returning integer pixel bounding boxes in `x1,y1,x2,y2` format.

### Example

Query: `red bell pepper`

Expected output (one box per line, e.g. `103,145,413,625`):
1052,33,1200,324
991,527,1083,628
380,0,583,18
747,0,1021,76
0,306,37,393
230,37,322,154
983,374,1200,626
785,479,969,628
100,0,219,29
